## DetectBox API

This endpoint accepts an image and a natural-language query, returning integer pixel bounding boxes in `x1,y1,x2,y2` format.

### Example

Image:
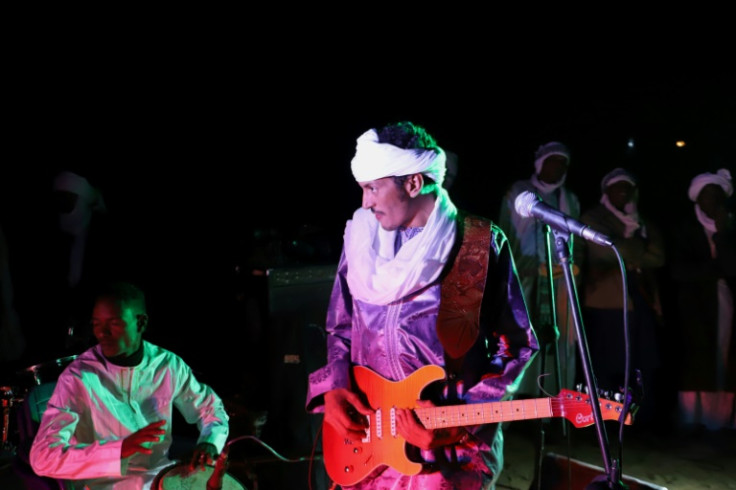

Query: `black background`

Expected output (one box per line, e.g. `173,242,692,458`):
2,26,735,381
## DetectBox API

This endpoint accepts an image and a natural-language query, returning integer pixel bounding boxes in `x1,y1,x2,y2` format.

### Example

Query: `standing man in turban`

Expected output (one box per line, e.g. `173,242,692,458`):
12,169,115,366
498,141,580,405
51,170,109,349
305,121,537,489
671,168,736,433
577,168,666,431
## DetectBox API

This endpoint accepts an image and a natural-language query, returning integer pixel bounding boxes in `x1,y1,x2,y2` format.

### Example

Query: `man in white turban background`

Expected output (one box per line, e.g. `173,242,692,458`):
11,169,117,367
671,168,736,433
576,167,667,432
498,141,581,409
306,121,538,489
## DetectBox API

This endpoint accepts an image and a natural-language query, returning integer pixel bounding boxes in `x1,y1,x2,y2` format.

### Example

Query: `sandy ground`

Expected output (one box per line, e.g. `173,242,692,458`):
497,421,736,490
219,420,736,490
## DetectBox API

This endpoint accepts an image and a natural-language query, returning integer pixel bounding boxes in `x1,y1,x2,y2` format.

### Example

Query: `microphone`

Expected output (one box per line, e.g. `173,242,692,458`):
514,191,613,247
206,445,230,490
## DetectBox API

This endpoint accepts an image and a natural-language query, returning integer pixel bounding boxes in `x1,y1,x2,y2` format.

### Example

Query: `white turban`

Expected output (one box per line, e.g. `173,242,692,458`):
688,168,733,202
52,171,106,288
53,171,106,236
350,129,446,185
534,141,570,175
53,171,99,205
599,168,642,238
601,167,638,193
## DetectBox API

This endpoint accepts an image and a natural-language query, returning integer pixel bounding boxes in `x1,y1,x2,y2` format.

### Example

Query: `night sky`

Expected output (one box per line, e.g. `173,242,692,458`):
7,70,732,228
2,45,734,377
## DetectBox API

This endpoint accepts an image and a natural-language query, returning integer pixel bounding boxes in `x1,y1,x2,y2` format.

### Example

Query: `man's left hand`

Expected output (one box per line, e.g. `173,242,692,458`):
396,400,468,450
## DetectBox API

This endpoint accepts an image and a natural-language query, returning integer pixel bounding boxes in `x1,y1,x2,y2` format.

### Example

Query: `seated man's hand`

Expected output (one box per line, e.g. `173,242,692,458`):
189,442,219,471
121,420,166,458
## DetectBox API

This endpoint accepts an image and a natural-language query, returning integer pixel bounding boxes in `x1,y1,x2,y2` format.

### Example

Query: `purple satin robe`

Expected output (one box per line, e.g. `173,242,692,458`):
306,222,538,489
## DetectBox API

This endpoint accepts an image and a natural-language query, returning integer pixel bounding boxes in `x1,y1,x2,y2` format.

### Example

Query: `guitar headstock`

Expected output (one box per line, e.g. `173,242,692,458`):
554,389,634,428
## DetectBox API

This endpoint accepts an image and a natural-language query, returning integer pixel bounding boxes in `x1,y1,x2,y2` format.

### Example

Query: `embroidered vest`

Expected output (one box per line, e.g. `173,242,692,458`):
437,212,491,373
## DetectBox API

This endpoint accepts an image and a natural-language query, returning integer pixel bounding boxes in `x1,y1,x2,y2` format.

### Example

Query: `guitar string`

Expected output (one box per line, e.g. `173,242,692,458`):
414,399,622,427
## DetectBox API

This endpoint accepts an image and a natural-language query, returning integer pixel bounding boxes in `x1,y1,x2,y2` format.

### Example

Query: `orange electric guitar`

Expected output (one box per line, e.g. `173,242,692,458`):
322,364,634,486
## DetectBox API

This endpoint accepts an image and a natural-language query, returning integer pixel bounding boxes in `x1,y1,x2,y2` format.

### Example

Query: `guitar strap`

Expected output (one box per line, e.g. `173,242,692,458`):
437,212,491,377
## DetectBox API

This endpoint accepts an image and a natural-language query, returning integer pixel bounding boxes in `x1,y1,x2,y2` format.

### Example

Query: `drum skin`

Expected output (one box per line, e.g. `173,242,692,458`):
152,463,246,490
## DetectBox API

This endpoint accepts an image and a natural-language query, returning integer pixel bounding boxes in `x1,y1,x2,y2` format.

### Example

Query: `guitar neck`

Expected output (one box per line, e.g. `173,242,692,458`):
416,397,553,429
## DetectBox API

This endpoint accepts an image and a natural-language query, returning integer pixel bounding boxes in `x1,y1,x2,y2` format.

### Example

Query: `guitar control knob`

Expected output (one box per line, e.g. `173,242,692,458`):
344,465,354,473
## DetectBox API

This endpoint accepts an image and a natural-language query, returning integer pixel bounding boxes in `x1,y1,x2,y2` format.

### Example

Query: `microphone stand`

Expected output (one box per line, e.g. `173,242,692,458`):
550,228,627,490
543,226,566,436
530,225,564,490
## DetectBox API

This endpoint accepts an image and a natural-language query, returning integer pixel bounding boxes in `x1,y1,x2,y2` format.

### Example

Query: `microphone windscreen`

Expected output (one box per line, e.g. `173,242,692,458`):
514,191,539,218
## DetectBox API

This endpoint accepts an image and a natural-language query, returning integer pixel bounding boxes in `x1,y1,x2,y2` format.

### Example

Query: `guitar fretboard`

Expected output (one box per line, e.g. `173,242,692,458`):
416,398,553,429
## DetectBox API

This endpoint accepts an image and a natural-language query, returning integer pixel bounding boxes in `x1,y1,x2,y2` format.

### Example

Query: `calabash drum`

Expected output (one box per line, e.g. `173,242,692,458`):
152,463,247,490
